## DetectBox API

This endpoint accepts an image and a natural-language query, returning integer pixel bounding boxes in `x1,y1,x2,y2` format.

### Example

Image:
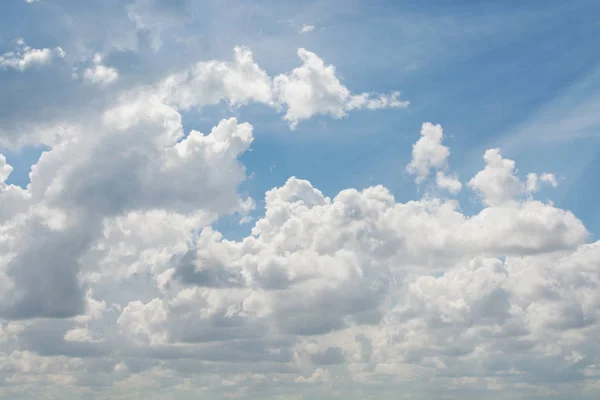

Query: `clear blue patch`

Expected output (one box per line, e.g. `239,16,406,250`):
1,145,48,188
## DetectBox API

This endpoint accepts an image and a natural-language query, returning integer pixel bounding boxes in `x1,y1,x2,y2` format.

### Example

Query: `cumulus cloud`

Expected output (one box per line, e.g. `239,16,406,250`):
90,161,595,397
157,46,274,111
407,123,449,181
155,47,407,130
468,149,524,206
468,149,559,206
0,38,65,71
0,107,594,393
0,44,407,148
407,122,462,193
273,49,409,128
1,111,598,397
0,97,255,319
436,171,462,193
83,54,119,85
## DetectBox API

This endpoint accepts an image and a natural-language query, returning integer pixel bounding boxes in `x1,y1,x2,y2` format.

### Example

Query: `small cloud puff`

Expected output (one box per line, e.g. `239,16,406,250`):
83,53,119,85
299,24,315,34
0,38,64,71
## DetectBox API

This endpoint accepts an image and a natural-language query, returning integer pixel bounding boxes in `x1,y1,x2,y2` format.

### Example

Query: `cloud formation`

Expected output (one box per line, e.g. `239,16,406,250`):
157,46,407,130
1,98,596,397
83,54,119,85
0,39,64,71
273,49,409,128
0,4,598,399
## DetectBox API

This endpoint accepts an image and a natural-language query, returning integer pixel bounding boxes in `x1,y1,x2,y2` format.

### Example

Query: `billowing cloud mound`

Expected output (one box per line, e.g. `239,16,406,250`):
2,93,598,397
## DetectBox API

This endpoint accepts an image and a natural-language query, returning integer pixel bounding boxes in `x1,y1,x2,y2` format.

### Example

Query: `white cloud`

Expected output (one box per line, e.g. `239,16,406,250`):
0,154,12,184
407,123,449,182
541,172,558,187
436,171,462,193
84,64,119,85
0,45,407,148
469,149,560,207
299,24,315,34
112,157,587,363
158,46,274,111
0,98,594,399
4,44,401,320
63,326,103,343
0,95,255,319
273,49,409,128
155,47,407,130
407,122,462,193
117,299,168,346
82,53,119,85
0,39,65,71
468,149,525,206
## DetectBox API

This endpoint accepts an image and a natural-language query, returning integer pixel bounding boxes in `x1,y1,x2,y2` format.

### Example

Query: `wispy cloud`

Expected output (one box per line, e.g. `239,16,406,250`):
299,24,315,34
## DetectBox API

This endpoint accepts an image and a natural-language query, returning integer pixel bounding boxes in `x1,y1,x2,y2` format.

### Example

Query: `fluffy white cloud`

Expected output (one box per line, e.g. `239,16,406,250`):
407,122,463,195
0,39,64,71
0,154,12,184
358,241,600,387
468,148,525,206
98,163,595,397
155,47,407,130
1,69,596,396
273,49,409,128
407,122,449,181
63,326,103,343
78,53,119,85
0,97,254,319
157,46,274,111
527,172,559,193
469,149,559,206
2,127,599,398
110,162,587,350
0,44,407,149
436,171,462,194
84,62,119,85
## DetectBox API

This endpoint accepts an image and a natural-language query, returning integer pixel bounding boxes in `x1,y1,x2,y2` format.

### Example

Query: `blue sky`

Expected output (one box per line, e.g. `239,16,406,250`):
1,1,600,399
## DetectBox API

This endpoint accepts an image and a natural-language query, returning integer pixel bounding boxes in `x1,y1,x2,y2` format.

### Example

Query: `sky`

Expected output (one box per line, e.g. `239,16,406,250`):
0,0,600,399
